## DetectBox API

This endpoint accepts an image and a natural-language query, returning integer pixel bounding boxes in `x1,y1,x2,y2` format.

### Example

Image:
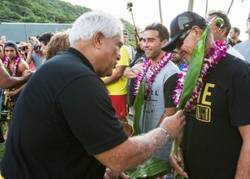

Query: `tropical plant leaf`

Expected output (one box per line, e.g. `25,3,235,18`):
127,157,171,178
133,82,145,135
178,27,208,110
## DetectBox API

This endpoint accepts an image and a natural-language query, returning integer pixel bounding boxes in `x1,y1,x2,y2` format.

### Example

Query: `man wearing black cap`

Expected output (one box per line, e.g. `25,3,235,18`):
163,11,250,179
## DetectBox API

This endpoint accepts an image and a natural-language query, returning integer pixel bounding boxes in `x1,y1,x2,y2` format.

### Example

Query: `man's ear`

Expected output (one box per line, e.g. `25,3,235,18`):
92,32,105,49
191,26,203,37
161,39,168,48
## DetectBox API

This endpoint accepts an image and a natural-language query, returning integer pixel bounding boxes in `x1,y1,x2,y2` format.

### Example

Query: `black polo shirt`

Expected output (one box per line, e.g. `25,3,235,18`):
1,48,127,179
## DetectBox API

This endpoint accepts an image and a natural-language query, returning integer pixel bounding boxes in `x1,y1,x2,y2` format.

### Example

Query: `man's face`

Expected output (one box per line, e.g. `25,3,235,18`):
177,27,201,62
98,35,123,77
229,29,237,39
4,46,17,60
142,30,165,60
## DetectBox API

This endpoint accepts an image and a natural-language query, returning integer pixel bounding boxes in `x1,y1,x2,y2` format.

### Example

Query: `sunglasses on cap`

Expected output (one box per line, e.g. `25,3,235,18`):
175,29,192,50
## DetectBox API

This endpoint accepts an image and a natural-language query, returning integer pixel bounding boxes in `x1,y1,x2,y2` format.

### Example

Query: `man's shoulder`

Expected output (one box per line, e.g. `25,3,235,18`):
33,51,97,90
235,40,250,49
48,51,93,74
227,47,246,61
219,53,250,75
159,61,179,82
222,53,246,65
164,60,179,73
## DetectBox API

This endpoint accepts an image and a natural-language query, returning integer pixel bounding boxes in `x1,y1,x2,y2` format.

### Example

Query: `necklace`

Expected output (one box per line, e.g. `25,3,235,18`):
134,52,173,97
3,56,21,77
173,40,228,111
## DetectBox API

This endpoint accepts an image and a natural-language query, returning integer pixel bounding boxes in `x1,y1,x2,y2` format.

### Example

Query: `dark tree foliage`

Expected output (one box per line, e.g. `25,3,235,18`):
0,0,137,46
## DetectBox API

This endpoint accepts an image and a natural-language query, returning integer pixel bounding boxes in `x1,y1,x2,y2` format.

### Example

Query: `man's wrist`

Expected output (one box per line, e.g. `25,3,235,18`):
159,127,171,138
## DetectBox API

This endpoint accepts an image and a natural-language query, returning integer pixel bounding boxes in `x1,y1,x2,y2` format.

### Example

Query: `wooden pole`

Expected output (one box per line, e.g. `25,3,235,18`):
159,0,163,24
188,0,195,11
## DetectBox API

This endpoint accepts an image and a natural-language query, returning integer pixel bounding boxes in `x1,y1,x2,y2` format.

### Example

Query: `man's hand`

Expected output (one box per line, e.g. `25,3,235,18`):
159,110,186,138
123,67,139,79
103,168,130,179
169,149,189,178
22,70,33,79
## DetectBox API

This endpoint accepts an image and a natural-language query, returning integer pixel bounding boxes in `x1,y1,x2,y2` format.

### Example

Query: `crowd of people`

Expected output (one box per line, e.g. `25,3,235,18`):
0,31,70,141
0,9,249,179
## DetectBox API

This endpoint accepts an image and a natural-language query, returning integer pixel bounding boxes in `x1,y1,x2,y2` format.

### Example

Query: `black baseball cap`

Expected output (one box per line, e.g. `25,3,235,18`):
162,11,207,52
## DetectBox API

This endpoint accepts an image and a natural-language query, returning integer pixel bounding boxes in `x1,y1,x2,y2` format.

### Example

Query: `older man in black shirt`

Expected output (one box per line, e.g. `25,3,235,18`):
1,11,185,179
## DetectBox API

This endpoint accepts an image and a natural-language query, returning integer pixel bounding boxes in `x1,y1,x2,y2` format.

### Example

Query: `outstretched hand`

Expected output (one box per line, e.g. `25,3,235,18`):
103,168,130,179
160,110,186,138
169,148,189,178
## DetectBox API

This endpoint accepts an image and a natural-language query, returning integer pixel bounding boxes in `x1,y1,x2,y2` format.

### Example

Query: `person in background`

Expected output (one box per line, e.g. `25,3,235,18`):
37,32,54,64
0,43,31,109
123,30,135,62
0,43,31,89
0,41,30,141
207,10,246,60
45,31,70,60
235,12,250,63
0,36,6,45
18,42,36,71
124,32,145,115
102,41,130,122
0,44,4,60
228,27,242,46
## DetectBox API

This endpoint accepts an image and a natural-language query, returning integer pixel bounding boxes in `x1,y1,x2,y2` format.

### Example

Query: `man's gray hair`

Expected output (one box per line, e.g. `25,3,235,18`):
69,11,123,46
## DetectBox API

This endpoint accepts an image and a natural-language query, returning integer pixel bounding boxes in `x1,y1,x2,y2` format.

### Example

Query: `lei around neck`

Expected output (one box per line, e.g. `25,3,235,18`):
134,52,173,97
3,56,21,77
173,40,228,112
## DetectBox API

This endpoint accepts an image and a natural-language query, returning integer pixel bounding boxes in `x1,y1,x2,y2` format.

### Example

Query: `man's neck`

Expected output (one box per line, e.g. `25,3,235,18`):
150,51,165,66
232,37,240,43
9,57,16,63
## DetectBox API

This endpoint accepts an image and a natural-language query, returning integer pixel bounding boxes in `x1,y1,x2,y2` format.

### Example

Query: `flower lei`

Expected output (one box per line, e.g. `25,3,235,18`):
173,40,228,111
3,56,21,77
134,52,173,97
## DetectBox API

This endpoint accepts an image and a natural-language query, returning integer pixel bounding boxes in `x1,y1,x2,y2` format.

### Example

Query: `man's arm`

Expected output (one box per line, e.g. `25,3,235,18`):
0,64,30,89
95,111,185,173
19,59,30,76
157,73,179,125
235,124,250,179
103,65,126,85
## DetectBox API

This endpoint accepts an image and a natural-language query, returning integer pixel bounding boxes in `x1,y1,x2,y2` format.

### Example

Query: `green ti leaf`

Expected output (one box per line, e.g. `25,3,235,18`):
127,157,171,178
133,82,145,135
178,27,208,110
